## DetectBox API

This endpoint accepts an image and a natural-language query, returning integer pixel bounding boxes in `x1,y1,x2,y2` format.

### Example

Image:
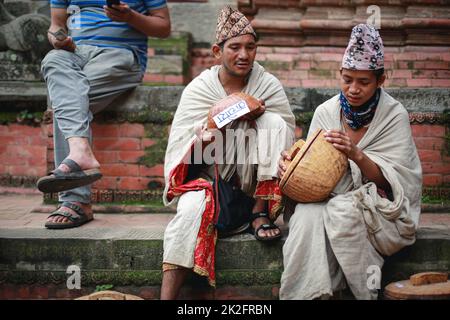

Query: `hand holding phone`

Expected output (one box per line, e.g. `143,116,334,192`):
104,1,132,22
106,0,120,8
47,28,75,52
48,28,67,41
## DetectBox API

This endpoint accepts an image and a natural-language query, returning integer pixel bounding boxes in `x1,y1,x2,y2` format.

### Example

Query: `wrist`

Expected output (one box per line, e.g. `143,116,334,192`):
48,25,66,33
352,149,364,163
126,9,137,23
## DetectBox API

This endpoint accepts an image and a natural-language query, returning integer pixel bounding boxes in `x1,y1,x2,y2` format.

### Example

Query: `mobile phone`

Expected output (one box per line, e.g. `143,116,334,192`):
106,0,120,7
48,28,67,41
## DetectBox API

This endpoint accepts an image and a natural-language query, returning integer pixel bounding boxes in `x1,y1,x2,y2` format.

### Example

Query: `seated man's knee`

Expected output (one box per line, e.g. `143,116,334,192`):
41,49,73,73
257,112,286,129
175,190,206,220
291,203,323,227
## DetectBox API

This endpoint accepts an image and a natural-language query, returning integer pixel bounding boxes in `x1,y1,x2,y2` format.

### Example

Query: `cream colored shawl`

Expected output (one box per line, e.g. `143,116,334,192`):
308,89,422,299
163,62,295,205
310,89,422,229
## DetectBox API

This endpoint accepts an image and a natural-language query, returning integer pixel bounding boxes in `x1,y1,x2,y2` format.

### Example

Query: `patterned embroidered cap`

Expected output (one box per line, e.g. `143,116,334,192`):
215,6,257,45
342,24,384,70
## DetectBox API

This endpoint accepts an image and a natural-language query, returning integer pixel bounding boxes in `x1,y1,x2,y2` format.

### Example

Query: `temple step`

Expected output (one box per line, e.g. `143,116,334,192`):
0,194,449,299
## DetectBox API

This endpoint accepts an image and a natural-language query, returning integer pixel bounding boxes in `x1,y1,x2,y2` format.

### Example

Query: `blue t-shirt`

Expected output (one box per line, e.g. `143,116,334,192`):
50,0,167,72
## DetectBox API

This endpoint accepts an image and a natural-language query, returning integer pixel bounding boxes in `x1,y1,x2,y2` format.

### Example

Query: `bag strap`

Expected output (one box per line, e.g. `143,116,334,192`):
213,163,220,224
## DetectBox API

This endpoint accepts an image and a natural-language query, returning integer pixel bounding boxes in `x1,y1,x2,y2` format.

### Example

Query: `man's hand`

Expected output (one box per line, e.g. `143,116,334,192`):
104,3,133,22
253,99,267,119
277,150,292,179
324,129,362,161
48,28,76,52
324,129,392,192
194,124,214,143
243,99,266,121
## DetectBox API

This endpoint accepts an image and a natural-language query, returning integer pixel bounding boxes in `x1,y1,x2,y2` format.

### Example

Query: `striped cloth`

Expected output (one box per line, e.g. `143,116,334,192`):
50,0,167,72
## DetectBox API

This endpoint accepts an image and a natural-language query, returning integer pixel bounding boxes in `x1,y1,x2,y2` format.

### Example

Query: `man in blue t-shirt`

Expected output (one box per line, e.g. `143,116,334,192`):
38,1,170,229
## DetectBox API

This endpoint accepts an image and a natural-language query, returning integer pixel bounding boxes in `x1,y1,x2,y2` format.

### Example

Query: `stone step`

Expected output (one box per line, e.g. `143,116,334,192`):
30,203,450,215
0,209,449,299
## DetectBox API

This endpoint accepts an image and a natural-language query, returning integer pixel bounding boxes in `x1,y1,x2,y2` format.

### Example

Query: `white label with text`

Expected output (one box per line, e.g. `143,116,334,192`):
213,100,250,129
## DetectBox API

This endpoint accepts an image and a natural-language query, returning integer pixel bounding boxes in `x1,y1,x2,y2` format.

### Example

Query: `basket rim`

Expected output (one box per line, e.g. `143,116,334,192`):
279,128,324,191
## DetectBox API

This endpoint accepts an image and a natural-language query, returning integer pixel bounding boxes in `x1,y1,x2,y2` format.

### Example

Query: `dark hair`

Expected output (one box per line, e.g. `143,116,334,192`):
373,68,385,81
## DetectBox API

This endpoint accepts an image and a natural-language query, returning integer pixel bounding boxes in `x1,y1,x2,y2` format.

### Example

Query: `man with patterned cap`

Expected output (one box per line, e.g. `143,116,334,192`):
160,6,295,299
277,24,422,299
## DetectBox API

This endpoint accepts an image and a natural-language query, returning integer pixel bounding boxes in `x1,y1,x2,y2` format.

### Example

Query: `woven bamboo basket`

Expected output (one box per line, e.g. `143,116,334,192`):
279,128,348,203
75,290,143,300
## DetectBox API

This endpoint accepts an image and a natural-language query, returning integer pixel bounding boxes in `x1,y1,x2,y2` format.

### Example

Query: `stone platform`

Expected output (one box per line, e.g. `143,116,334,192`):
0,194,449,300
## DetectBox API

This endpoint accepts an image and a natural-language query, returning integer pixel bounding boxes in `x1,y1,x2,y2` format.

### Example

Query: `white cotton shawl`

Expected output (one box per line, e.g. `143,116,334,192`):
163,62,296,205
310,89,422,229
283,89,422,300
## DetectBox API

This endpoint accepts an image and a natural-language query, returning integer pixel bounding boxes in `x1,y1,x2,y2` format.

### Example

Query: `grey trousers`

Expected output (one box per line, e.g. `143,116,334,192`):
41,45,143,204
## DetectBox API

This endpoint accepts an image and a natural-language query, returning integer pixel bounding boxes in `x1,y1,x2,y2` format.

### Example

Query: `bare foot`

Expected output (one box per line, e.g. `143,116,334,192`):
57,137,100,172
56,155,100,173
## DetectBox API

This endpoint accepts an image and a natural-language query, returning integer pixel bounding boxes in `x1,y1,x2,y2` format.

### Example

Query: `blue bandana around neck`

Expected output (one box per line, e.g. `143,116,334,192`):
339,88,381,130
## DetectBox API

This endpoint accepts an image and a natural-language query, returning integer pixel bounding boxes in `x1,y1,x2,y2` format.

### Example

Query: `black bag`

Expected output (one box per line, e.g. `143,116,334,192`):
213,172,255,238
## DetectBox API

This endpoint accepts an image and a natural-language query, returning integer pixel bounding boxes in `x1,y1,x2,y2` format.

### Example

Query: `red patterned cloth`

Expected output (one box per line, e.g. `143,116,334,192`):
254,179,283,221
166,143,218,287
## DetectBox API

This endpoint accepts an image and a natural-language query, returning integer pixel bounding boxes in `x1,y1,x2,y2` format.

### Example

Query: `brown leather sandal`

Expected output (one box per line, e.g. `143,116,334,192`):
45,201,93,229
37,158,102,193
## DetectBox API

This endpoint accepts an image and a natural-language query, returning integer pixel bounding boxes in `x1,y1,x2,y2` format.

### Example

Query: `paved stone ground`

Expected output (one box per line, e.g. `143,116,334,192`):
0,194,175,241
1,194,449,238
0,194,287,240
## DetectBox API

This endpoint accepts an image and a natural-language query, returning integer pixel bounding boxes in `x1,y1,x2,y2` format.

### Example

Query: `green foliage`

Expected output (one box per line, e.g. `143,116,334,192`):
422,194,450,205
0,112,17,124
17,110,43,125
443,109,450,156
139,124,168,167
95,284,114,292
444,133,450,157
141,82,171,87
147,32,190,60
0,110,43,125
295,112,314,138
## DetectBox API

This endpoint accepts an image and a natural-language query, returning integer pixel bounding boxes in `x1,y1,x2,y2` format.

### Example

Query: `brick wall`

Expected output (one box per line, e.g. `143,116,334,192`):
190,46,450,88
46,123,165,192
142,32,192,86
0,122,165,196
191,48,220,79
412,124,449,186
1,121,448,194
143,48,186,85
0,124,47,179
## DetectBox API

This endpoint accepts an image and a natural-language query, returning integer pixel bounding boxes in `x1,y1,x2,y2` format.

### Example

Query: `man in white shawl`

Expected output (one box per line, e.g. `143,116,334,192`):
278,24,422,300
160,6,295,299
